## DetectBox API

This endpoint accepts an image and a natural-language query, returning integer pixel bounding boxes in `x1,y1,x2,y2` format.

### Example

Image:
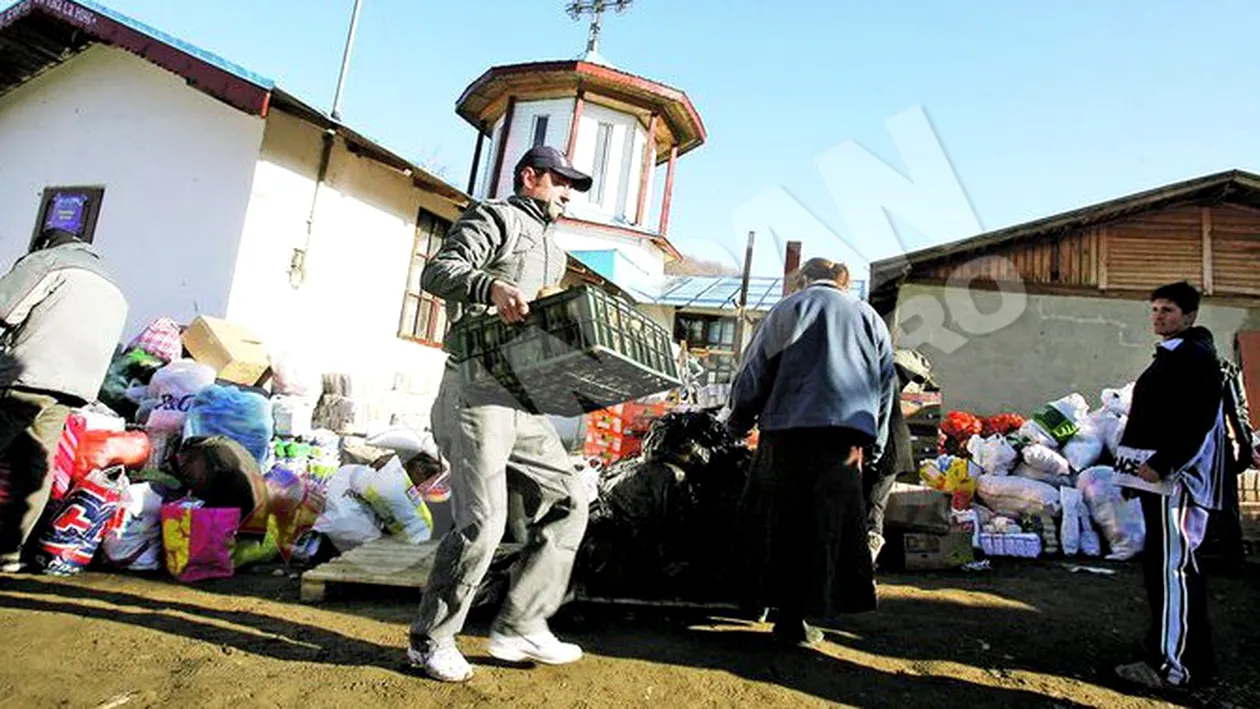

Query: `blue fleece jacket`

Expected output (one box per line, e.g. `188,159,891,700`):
726,282,896,459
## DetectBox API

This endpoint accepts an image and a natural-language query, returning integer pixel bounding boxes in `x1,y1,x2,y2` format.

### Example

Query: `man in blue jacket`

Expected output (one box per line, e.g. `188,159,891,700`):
727,257,896,646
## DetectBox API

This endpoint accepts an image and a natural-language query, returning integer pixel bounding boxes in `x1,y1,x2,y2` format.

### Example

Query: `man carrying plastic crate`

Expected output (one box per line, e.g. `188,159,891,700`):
406,146,594,682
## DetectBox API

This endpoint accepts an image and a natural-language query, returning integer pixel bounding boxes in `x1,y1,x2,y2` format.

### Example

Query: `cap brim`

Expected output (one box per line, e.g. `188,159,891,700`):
552,166,593,192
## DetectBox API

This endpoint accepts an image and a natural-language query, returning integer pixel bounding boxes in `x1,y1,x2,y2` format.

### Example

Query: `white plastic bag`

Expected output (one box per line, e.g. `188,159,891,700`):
1080,509,1102,557
1022,443,1072,478
967,434,1018,475
140,359,217,431
1017,419,1060,449
270,350,320,398
1062,413,1108,471
1058,465,1103,558
79,402,127,432
1101,383,1135,416
1077,465,1145,561
976,474,1062,519
1012,461,1071,488
1051,393,1090,423
1106,415,1127,458
350,457,433,544
272,396,316,438
1062,436,1104,472
366,427,440,460
101,482,164,571
314,465,383,553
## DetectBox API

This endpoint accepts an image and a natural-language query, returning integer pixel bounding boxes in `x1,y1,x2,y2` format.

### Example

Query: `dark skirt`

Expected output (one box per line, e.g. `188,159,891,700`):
734,427,877,621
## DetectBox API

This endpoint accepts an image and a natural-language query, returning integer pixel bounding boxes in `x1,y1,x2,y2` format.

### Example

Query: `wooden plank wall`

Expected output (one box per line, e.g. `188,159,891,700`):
1212,205,1260,296
1107,205,1204,290
918,202,1260,298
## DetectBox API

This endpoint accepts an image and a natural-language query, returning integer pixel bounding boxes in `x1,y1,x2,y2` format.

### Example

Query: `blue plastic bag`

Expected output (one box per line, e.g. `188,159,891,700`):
183,385,273,464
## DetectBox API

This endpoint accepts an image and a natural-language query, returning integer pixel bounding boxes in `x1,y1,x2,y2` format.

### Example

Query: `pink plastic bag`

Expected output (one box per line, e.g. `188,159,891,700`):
129,317,183,363
161,501,239,582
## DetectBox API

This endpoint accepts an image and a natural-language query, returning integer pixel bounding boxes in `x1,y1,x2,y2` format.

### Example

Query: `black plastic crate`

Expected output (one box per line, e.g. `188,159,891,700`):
446,285,681,416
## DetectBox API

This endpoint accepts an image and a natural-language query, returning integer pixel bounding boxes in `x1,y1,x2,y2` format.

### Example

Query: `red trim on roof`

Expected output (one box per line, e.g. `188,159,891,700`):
456,59,706,147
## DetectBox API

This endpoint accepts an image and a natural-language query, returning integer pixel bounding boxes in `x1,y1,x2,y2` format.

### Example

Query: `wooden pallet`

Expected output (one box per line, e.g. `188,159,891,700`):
301,536,436,602
300,536,741,611
300,537,524,602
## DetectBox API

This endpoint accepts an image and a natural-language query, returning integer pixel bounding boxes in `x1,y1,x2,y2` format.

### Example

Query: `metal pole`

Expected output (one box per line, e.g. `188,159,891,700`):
783,240,802,295
733,230,755,360
330,0,364,121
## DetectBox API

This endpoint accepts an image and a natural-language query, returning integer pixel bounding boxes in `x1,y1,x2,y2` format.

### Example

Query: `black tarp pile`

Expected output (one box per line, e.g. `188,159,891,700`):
572,408,752,602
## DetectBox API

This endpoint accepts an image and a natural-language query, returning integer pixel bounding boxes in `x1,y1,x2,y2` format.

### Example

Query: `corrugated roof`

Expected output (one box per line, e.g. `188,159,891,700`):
642,275,868,310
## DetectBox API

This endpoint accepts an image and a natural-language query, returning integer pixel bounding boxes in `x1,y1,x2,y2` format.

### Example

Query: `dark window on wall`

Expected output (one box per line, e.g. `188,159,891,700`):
705,352,738,385
531,115,550,147
590,121,614,204
400,209,452,346
674,314,737,350
30,186,105,250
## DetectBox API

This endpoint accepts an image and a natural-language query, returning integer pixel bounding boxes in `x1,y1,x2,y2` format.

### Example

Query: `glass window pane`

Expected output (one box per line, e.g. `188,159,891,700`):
532,115,549,147
400,295,419,338
431,298,448,343
590,122,613,204
407,255,426,293
417,296,436,338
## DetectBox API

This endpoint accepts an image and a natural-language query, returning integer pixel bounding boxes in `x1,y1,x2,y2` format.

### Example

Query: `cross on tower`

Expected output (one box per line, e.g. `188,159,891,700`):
565,0,635,56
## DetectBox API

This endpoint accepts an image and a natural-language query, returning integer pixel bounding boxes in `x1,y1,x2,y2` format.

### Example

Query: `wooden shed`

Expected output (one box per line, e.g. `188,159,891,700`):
870,169,1260,418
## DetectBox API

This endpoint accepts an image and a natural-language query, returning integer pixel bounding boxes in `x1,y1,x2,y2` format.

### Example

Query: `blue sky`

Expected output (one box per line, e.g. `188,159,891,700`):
52,1,1260,277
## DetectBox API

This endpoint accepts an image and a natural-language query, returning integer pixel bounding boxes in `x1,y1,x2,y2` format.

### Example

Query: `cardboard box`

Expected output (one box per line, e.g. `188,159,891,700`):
885,484,952,534
182,315,270,386
904,530,975,571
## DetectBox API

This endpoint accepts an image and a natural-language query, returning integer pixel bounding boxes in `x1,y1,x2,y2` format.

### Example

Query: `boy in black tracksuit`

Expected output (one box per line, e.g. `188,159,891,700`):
1113,281,1226,690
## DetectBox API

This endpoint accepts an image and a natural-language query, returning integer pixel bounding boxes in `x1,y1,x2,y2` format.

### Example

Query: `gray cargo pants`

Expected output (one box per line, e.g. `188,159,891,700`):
410,368,588,648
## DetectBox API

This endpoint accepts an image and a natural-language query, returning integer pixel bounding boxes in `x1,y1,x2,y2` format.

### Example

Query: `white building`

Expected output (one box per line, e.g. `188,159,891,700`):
2,0,855,435
0,0,468,428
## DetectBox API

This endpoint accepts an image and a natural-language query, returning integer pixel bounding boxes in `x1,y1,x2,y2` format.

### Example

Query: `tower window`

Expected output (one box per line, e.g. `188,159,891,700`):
590,121,614,203
531,115,549,148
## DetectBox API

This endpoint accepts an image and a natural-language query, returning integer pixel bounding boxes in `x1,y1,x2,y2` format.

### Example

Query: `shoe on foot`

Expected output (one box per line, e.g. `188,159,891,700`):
772,620,825,648
487,629,583,665
868,532,886,566
407,643,473,682
1115,661,1183,691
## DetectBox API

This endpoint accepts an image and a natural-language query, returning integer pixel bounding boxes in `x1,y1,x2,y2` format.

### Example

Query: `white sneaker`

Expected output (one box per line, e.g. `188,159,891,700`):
487,629,583,665
407,643,473,682
868,532,886,565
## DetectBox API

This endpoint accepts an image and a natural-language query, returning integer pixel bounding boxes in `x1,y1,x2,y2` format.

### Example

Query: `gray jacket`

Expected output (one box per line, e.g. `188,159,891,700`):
421,195,566,339
0,242,128,403
727,282,896,459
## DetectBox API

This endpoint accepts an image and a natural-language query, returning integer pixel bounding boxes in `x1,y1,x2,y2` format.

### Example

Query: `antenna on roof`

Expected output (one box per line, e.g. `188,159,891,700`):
330,0,364,121
565,0,634,56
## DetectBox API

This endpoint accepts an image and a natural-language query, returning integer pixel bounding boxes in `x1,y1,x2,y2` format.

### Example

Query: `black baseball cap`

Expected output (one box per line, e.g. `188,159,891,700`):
515,146,593,192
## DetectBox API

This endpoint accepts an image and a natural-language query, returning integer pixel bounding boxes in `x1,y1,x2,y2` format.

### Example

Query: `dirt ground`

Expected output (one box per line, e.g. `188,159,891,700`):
0,558,1256,709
